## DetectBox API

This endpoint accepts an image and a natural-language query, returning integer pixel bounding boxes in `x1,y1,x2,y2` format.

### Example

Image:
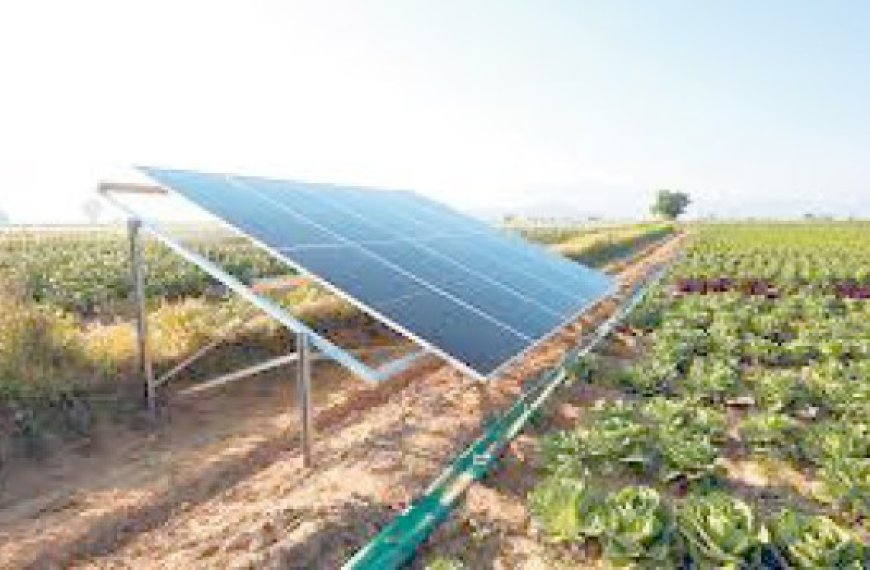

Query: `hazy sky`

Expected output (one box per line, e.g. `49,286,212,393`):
0,1,868,222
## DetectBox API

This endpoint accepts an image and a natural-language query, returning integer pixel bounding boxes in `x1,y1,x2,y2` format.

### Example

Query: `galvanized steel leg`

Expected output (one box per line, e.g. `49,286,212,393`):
129,219,156,416
296,332,313,467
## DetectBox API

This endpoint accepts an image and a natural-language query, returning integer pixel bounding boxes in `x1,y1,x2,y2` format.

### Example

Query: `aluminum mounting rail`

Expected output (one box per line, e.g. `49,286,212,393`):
99,183,419,385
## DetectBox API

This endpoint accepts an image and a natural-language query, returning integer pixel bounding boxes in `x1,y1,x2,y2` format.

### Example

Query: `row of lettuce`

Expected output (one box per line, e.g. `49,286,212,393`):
532,398,866,567
532,479,863,568
528,223,869,568
0,228,286,315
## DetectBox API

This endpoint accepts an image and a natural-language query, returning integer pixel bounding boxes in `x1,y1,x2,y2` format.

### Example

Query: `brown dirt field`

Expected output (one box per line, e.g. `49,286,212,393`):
0,234,686,569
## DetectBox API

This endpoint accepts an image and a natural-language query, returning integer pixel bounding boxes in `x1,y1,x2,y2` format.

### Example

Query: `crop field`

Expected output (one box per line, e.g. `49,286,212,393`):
514,222,675,266
0,223,648,457
2,222,869,568
0,227,287,315
522,223,870,568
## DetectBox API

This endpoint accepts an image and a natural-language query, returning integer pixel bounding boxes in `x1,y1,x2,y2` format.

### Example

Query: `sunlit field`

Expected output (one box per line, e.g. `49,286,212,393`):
525,223,869,567
0,223,658,456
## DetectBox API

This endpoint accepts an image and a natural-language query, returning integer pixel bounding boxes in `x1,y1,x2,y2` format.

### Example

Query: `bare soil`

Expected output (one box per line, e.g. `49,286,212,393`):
0,235,685,569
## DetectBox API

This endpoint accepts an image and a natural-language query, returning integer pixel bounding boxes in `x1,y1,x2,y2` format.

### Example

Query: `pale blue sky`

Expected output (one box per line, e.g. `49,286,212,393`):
0,1,867,222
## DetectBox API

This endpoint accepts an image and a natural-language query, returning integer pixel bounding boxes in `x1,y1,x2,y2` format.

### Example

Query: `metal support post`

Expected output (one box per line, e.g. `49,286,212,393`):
296,332,313,467
129,218,156,416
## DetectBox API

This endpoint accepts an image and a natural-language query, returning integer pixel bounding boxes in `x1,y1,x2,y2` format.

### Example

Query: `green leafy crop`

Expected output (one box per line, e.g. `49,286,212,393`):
816,458,870,521
798,421,869,466
738,412,802,458
599,486,675,566
528,476,601,542
676,492,769,568
750,370,807,413
571,400,653,473
770,510,865,569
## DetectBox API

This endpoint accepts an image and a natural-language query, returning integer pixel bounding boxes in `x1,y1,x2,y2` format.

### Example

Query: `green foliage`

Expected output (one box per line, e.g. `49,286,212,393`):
816,458,870,520
655,428,721,484
565,354,597,383
651,190,691,220
539,430,584,477
621,359,678,396
574,400,652,472
529,223,870,566
798,421,869,466
750,370,807,412
640,397,727,443
599,486,675,566
770,510,865,569
676,492,769,568
684,357,741,402
738,412,802,458
562,225,676,266
0,291,89,399
529,222,676,266
806,364,870,420
0,229,287,314
642,397,726,483
627,301,664,331
542,398,726,485
528,476,603,542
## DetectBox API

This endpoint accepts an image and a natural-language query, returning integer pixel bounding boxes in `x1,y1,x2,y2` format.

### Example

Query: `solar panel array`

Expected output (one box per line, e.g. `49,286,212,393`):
141,167,614,377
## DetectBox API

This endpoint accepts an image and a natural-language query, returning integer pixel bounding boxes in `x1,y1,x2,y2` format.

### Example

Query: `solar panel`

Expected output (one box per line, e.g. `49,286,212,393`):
139,167,615,378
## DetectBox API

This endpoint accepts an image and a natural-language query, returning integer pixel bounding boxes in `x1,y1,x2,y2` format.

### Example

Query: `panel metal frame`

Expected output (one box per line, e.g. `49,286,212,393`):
100,183,429,388
104,170,615,383
102,181,433,462
129,172,490,381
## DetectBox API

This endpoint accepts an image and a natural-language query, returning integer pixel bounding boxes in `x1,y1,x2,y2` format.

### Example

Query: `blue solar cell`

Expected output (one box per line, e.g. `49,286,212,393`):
332,186,612,299
235,177,399,244
365,242,561,338
283,246,430,306
371,290,530,374
149,169,345,248
425,236,587,314
140,167,615,377
280,246,540,369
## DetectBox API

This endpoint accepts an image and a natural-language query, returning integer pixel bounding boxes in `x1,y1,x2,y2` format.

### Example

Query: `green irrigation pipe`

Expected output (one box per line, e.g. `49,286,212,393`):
343,261,673,569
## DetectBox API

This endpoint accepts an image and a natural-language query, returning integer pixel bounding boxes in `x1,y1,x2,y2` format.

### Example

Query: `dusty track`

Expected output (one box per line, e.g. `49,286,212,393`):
0,234,685,569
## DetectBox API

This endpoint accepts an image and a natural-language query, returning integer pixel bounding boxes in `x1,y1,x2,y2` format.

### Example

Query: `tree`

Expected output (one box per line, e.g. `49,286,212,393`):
82,198,103,224
651,190,691,220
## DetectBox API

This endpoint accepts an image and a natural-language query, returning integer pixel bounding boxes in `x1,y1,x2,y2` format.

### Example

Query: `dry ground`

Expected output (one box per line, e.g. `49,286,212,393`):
0,234,685,569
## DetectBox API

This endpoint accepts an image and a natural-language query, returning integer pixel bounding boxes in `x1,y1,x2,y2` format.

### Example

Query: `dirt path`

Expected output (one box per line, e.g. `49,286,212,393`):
0,234,685,569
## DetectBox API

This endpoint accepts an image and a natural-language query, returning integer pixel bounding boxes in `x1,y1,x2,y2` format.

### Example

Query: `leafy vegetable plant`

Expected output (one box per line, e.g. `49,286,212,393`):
770,510,865,569
528,476,602,542
738,412,802,458
575,400,653,472
599,486,675,566
684,357,740,402
676,492,769,568
816,458,870,521
798,421,869,466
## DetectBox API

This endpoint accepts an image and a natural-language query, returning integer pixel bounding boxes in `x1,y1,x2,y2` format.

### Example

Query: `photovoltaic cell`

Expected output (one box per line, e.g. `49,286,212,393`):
140,167,615,378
